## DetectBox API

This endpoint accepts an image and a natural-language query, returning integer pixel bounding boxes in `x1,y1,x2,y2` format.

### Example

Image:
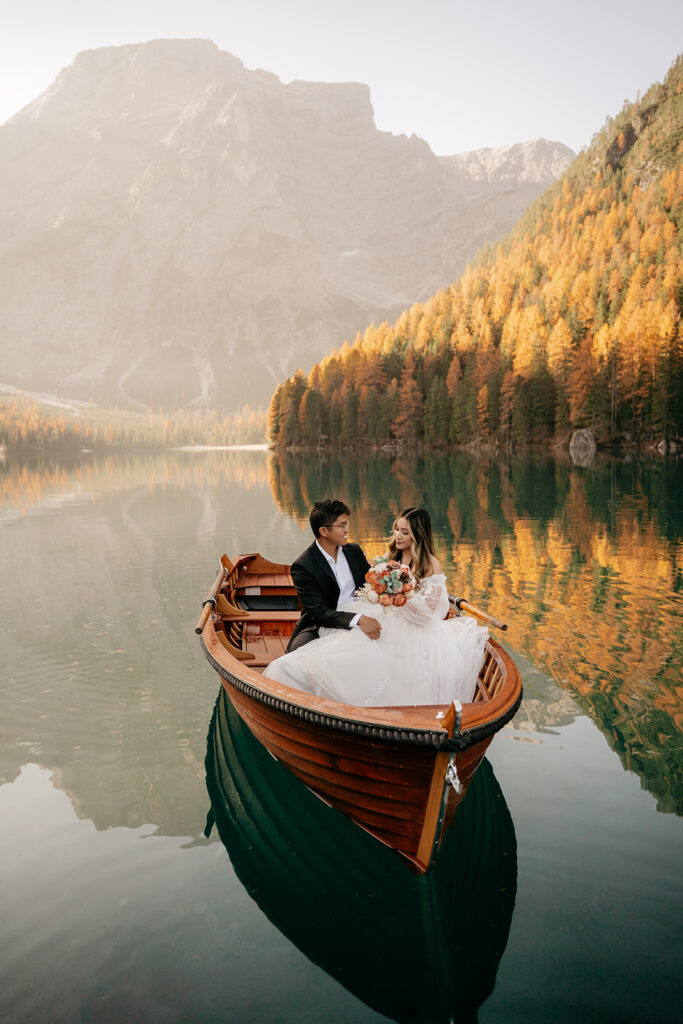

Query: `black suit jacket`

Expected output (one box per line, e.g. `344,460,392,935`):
288,541,370,650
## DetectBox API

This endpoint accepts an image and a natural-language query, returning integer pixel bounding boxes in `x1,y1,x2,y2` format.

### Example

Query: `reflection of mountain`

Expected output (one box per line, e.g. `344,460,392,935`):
269,450,683,814
504,652,583,733
0,450,295,835
206,689,517,1024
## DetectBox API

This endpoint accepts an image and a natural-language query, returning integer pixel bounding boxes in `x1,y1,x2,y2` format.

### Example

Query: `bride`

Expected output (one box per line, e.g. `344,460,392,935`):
264,507,488,707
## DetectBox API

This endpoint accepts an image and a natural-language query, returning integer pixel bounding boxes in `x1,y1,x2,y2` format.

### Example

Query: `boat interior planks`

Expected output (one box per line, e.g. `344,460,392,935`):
197,552,522,873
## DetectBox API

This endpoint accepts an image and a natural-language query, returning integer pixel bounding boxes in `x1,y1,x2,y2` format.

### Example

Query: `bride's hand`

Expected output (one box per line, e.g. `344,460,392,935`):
358,614,382,640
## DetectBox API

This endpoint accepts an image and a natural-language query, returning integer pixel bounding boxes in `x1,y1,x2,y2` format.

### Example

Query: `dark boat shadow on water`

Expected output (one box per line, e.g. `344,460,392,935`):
205,687,517,1024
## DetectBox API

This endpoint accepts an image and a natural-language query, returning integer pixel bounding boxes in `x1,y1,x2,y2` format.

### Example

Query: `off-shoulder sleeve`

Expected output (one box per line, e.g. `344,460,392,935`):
399,574,449,625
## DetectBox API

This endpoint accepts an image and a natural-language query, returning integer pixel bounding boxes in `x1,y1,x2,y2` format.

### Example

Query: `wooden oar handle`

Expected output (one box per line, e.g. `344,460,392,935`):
450,595,507,631
195,566,228,635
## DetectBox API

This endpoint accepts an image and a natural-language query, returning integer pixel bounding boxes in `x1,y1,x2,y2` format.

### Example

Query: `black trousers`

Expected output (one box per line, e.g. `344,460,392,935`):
286,626,319,653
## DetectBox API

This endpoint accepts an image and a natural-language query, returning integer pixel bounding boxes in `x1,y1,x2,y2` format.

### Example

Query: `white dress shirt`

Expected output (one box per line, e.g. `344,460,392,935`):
315,540,361,627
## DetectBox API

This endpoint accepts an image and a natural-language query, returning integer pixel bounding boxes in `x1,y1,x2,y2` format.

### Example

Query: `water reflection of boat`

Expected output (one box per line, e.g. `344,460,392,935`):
198,553,522,874
205,689,517,1024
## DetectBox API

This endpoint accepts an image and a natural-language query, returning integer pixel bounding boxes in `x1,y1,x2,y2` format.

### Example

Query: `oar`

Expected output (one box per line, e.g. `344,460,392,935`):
195,566,228,635
449,595,507,631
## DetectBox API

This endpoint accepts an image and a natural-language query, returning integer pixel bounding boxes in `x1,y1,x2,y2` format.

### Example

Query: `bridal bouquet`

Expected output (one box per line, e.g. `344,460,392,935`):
358,558,416,607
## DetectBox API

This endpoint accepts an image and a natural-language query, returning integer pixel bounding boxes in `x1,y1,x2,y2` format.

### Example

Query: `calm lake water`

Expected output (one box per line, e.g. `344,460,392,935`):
0,448,681,1024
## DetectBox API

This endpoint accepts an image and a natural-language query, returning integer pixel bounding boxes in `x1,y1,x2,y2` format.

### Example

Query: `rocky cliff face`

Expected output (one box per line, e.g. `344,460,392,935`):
0,40,574,410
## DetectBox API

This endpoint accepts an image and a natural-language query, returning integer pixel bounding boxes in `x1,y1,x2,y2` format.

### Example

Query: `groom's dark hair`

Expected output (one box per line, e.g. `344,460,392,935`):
310,498,350,537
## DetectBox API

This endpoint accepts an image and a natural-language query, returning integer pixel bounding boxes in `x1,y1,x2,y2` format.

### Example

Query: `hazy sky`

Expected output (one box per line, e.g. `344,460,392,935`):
2,0,681,154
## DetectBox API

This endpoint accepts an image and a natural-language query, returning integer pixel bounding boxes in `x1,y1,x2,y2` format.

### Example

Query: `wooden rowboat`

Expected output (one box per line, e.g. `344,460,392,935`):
196,552,522,874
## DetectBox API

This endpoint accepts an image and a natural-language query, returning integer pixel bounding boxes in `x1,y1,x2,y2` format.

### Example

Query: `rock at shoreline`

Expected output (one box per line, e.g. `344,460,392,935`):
569,429,596,467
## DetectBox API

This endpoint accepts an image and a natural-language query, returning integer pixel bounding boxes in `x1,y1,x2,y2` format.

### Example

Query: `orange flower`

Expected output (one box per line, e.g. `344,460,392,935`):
365,570,377,582
379,593,392,606
393,593,407,606
402,582,413,593
373,582,387,594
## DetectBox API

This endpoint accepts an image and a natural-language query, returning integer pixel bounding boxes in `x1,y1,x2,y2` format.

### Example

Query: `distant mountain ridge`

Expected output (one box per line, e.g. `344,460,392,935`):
0,39,573,410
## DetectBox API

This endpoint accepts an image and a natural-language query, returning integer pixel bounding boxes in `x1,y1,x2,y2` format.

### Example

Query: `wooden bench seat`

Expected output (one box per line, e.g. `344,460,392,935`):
234,570,295,598
220,610,301,624
216,593,300,623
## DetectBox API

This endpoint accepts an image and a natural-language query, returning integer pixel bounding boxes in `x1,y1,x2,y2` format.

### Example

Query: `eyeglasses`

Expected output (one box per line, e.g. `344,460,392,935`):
324,519,350,531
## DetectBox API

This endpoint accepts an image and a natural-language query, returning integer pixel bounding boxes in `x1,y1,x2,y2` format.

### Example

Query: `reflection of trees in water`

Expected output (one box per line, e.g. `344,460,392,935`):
270,450,683,814
0,450,271,510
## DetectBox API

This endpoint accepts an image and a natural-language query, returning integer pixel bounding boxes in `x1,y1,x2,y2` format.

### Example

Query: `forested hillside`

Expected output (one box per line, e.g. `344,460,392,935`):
269,57,683,449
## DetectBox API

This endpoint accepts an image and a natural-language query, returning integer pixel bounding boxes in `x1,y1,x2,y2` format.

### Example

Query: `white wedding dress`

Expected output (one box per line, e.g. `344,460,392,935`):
264,573,488,707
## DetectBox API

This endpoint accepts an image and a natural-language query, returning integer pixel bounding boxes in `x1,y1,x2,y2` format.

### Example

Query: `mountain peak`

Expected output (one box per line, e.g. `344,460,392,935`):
8,39,248,127
445,138,575,184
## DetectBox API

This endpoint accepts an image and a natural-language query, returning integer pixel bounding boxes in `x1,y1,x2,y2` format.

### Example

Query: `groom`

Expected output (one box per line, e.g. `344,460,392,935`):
287,498,383,652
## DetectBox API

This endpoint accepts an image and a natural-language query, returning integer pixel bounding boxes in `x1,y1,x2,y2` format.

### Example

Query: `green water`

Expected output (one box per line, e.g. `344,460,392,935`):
0,448,681,1023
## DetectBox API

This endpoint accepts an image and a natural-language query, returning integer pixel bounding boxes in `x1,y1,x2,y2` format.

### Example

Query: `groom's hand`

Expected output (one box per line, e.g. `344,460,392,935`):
358,615,382,640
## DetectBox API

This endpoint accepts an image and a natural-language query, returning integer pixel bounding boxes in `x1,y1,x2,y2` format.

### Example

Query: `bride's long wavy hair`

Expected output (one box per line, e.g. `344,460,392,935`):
386,507,435,582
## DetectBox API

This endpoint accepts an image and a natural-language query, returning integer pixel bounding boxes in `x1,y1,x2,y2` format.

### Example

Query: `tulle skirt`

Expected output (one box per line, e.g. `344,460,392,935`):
264,598,488,707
